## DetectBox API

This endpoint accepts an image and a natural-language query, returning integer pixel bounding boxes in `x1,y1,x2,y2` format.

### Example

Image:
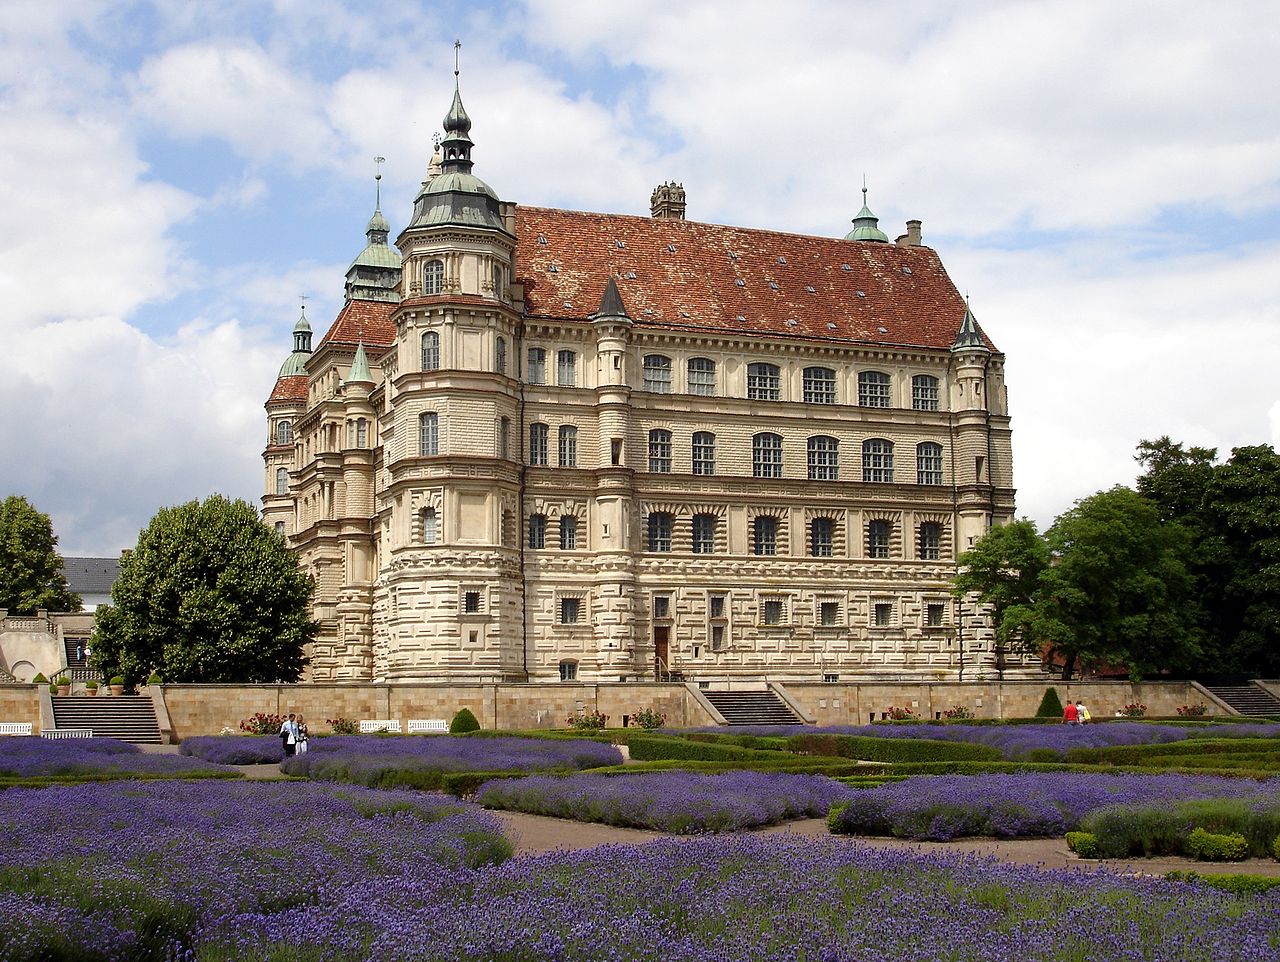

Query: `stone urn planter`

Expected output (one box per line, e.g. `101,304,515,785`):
56,678,71,697
109,676,125,696
85,683,99,696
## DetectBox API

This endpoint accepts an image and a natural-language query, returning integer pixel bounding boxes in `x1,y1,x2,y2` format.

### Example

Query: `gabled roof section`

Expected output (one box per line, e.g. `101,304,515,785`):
61,557,122,595
268,374,309,404
514,207,997,352
317,298,396,349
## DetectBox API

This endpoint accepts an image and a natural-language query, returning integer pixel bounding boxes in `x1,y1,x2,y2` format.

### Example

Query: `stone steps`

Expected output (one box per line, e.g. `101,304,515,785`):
1203,684,1280,717
703,690,803,726
49,695,162,743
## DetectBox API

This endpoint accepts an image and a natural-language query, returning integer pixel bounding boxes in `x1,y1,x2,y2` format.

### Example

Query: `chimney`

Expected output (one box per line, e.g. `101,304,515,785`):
650,182,686,220
895,219,923,247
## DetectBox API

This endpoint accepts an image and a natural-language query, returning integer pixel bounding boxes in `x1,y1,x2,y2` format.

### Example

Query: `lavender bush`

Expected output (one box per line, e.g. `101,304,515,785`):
280,734,623,786
0,780,511,962
829,771,1280,840
0,736,235,778
476,770,855,832
180,735,284,765
191,836,1280,962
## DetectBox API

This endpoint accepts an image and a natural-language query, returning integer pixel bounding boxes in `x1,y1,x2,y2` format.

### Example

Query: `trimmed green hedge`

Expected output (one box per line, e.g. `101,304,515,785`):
1165,871,1280,895
786,734,1002,763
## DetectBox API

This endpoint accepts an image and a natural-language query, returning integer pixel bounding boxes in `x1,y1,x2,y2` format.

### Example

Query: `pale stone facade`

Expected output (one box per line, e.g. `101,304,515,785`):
263,79,1027,685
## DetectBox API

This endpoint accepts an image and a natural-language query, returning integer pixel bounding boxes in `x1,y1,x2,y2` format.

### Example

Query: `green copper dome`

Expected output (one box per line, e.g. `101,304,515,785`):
845,187,889,243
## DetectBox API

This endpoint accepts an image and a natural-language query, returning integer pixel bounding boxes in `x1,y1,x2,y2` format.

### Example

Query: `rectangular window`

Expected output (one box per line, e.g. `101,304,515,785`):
653,595,671,619
559,660,578,681
710,625,726,651
419,412,439,456
528,515,546,549
858,371,892,407
642,355,672,392
528,423,548,466
912,374,940,411
560,516,577,550
823,672,840,683
926,603,945,628
692,432,716,475
557,349,577,386
919,522,942,561
873,602,892,628
692,514,716,554
803,367,837,404
558,425,577,468
463,591,481,613
527,348,546,385
762,599,784,626
709,593,726,619
560,598,581,625
810,518,834,557
752,434,783,478
647,512,673,552
648,430,672,473
688,357,716,395
819,601,840,627
753,516,778,556
867,520,891,559
497,416,509,459
747,363,781,401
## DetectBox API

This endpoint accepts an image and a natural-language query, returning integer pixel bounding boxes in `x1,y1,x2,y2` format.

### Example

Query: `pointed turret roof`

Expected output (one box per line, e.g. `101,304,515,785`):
592,277,629,319
347,341,373,383
951,300,990,353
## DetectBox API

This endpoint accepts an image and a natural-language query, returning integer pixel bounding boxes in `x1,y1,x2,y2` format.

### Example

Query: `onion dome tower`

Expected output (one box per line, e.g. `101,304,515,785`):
845,186,889,243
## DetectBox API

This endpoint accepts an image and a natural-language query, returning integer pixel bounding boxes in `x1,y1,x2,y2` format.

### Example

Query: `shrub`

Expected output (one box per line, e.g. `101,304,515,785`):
327,717,359,735
1065,831,1100,858
567,710,608,731
631,707,667,730
146,672,163,685
109,676,124,686
1273,835,1280,861
240,712,285,736
1120,703,1147,717
32,673,47,684
885,706,916,720
450,708,480,734
1165,871,1280,895
788,733,1001,764
56,676,71,687
941,706,974,720
1035,687,1064,718
48,683,58,695
1185,827,1248,862
84,680,99,690
1176,703,1207,717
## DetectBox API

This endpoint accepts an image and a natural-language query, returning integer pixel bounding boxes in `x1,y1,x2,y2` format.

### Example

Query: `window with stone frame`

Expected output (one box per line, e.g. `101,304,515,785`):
653,594,671,619
557,349,577,387
558,658,578,679
819,600,841,627
710,624,726,651
752,432,783,478
642,354,672,392
528,422,549,466
648,429,673,472
497,416,510,459
872,601,893,628
527,347,547,385
807,435,839,480
803,366,837,404
753,515,778,556
919,521,942,561
558,425,578,468
275,467,289,496
867,519,892,559
761,597,785,626
463,590,481,613
692,431,716,475
276,420,292,445
421,507,438,545
559,515,578,550
527,514,547,549
419,412,439,456
917,442,944,485
858,370,891,407
647,511,673,552
810,517,835,557
926,602,946,628
862,438,894,482
421,331,440,371
912,374,940,411
423,259,444,295
692,513,717,554
495,336,507,374
709,593,726,619
688,357,716,395
355,419,367,447
747,362,781,400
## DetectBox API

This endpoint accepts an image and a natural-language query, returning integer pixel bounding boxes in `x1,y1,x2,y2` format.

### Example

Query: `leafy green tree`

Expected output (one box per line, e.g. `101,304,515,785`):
93,495,314,684
952,519,1050,666
1005,486,1201,680
0,495,80,614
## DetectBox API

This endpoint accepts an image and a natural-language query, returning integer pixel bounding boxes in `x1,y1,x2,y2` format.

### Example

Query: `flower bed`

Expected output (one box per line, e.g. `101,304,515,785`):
0,780,510,962
179,735,284,765
197,837,1278,961
829,771,1280,840
476,770,854,832
280,734,623,789
0,736,235,779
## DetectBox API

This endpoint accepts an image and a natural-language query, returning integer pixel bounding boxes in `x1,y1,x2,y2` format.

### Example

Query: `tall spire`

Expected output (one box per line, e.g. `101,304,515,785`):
367,157,390,240
348,341,373,383
951,297,990,353
440,39,474,174
345,161,402,304
845,181,889,243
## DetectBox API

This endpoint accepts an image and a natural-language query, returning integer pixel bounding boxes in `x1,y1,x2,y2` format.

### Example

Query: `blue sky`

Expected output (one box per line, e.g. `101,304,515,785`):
2,0,1278,555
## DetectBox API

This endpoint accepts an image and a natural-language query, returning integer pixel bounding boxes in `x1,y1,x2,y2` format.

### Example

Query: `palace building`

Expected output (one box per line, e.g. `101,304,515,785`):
263,75,1023,685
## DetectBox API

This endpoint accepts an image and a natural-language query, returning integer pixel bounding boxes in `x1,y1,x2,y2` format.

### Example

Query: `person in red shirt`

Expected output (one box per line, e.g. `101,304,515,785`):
1063,701,1079,725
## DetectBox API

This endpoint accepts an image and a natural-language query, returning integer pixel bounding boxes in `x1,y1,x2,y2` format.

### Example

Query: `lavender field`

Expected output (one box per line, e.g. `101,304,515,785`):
179,734,284,765
829,771,1280,839
477,770,854,831
0,736,236,778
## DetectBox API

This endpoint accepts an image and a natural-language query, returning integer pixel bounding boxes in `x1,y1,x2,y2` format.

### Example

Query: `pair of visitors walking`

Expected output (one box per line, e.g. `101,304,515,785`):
278,713,309,756
1062,701,1091,725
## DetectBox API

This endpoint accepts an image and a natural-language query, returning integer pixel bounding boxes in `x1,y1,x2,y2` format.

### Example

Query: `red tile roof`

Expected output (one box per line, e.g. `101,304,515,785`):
317,299,396,349
513,207,994,353
268,375,308,404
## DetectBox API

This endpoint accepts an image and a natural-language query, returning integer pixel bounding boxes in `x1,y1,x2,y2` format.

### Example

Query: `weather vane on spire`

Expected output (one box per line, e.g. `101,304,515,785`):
299,294,309,314
373,156,385,208
454,39,461,78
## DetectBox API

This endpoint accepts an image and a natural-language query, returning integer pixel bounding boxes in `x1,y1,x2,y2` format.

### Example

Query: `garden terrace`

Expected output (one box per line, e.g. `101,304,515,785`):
0,736,237,782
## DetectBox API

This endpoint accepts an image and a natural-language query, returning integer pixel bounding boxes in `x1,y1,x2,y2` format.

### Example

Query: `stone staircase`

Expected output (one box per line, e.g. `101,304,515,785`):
1202,683,1280,717
62,638,97,681
703,689,804,726
49,695,163,743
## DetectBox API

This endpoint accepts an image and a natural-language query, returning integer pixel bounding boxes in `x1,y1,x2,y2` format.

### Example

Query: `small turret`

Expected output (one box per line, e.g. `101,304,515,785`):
845,186,889,243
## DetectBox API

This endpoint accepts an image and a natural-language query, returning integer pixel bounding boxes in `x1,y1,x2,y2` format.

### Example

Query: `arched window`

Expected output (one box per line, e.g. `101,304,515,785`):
867,519,891,558
642,354,672,392
803,367,836,404
559,516,578,550
558,425,577,467
692,432,716,475
862,438,894,483
648,429,672,472
495,336,507,374
528,514,547,549
647,512,673,552
810,518,834,557
421,507,438,545
747,362,781,400
528,423,549,466
423,259,444,295
692,514,717,554
419,412,439,456
917,442,944,485
912,374,940,411
421,331,440,371
919,522,942,560
753,516,778,555
557,350,577,386
807,436,839,481
527,348,546,385
276,420,292,445
858,371,891,407
752,433,783,478
275,468,289,496
688,357,716,395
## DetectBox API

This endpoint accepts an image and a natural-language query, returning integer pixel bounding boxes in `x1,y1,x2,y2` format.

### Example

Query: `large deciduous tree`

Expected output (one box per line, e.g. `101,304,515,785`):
0,495,80,614
93,495,314,684
952,519,1050,664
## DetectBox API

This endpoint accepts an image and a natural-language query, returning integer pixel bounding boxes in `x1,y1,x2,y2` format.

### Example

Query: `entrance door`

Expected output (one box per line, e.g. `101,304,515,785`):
654,627,670,681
